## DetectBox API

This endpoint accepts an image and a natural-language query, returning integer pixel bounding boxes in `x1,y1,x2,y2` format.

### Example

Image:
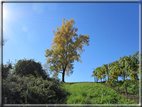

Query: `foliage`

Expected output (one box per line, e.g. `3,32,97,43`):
3,74,138,104
45,18,89,82
13,58,48,80
109,79,139,104
108,61,121,82
102,64,109,80
3,74,68,104
2,60,13,79
91,51,139,93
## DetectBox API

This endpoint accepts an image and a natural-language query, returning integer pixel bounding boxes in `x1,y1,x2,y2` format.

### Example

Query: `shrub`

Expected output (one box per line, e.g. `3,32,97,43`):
3,74,68,104
13,59,49,80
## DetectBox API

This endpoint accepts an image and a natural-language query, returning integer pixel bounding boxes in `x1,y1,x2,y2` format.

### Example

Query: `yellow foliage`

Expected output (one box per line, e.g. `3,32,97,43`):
45,18,89,80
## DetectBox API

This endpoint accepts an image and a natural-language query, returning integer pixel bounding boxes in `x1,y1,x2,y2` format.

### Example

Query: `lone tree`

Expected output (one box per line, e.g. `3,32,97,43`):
45,18,89,82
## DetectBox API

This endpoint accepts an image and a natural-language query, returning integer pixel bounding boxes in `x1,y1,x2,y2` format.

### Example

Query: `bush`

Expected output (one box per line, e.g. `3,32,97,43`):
3,74,68,104
13,59,49,80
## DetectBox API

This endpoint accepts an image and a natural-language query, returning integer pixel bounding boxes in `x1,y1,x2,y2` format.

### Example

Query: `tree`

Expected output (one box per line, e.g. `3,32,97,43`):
119,57,127,82
118,52,139,96
91,64,109,83
102,64,109,81
100,66,106,82
112,61,122,81
127,52,139,96
2,60,13,80
94,67,103,82
91,66,107,83
44,18,89,82
118,56,130,96
91,69,98,82
13,59,48,80
128,51,139,80
1,39,9,79
106,61,121,85
108,61,118,81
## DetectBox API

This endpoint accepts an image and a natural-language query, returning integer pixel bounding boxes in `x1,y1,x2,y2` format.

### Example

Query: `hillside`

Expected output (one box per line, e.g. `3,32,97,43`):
3,74,140,105
60,81,139,104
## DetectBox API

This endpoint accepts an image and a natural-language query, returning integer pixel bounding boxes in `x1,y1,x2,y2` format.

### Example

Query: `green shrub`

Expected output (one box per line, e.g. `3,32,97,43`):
13,59,49,80
3,74,68,104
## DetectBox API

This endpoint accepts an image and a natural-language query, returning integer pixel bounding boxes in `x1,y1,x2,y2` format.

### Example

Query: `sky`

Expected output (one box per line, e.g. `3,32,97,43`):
2,3,139,82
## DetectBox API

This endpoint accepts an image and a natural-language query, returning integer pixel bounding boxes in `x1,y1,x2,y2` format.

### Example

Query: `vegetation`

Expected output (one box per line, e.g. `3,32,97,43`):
91,51,140,97
2,18,140,105
2,58,139,104
3,74,68,104
3,75,139,104
61,82,137,104
99,80,139,104
2,60,12,80
2,54,140,104
44,18,89,82
13,59,49,80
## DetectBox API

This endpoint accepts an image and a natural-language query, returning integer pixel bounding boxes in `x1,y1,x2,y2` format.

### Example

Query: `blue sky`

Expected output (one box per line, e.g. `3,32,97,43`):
3,3,139,82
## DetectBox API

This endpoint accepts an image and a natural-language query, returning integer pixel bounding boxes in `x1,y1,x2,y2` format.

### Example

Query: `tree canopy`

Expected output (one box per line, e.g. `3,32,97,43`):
91,51,140,96
45,18,89,82
2,60,13,80
13,59,48,80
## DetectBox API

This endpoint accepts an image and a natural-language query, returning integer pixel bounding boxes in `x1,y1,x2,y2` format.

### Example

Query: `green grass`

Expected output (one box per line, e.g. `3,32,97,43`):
3,74,139,105
104,80,140,104
60,82,137,104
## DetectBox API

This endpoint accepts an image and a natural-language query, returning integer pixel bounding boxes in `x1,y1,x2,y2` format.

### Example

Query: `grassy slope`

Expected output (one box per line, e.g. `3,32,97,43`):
99,80,139,104
60,82,138,104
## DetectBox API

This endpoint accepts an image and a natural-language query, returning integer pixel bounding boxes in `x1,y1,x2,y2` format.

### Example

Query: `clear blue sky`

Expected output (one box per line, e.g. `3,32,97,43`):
3,3,139,82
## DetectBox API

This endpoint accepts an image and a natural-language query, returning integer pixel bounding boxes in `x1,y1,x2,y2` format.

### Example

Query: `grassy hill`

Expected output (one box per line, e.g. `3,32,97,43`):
60,81,139,104
3,74,140,105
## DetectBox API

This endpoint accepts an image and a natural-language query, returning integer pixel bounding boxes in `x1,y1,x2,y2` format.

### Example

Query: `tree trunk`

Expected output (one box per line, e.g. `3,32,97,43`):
62,69,65,82
122,72,127,96
62,65,67,83
125,75,128,97
122,72,125,82
137,81,139,99
94,77,95,83
125,82,128,97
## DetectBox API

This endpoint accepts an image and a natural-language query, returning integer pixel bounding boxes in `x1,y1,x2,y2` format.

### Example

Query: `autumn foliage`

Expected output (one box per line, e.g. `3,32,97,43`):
45,18,89,82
